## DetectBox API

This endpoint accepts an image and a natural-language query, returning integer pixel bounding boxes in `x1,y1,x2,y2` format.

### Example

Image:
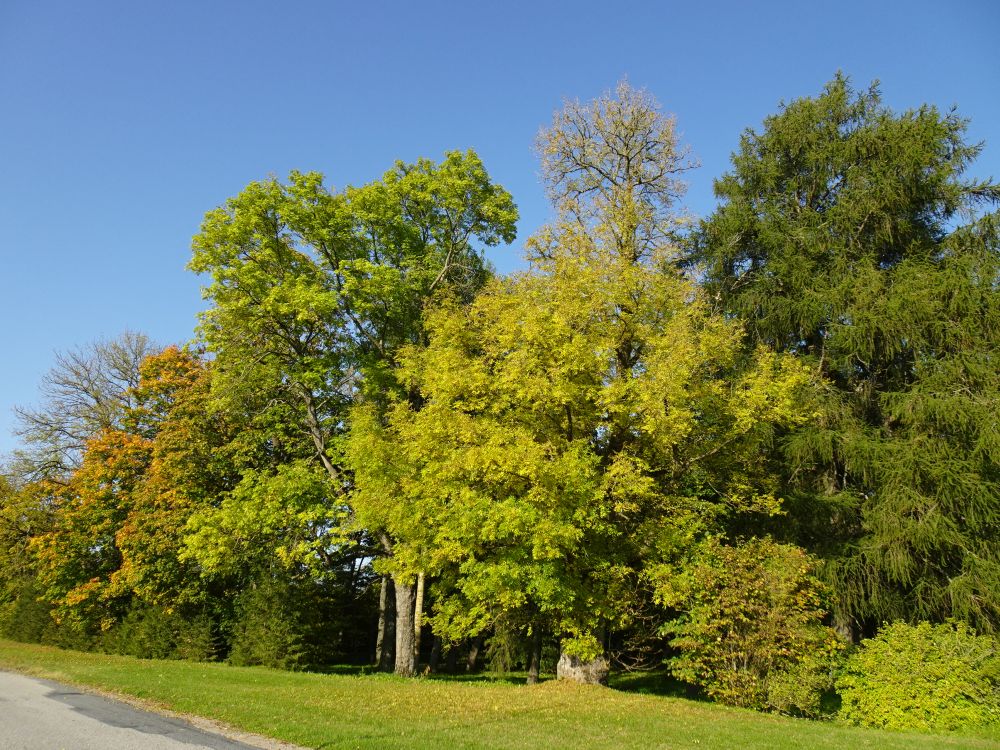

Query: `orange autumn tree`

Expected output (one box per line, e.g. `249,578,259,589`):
30,347,224,637
31,429,152,631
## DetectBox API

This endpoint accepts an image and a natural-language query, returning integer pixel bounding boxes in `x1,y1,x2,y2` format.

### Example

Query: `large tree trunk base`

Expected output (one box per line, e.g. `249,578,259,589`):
375,575,396,672
393,577,416,677
556,652,608,685
526,630,542,685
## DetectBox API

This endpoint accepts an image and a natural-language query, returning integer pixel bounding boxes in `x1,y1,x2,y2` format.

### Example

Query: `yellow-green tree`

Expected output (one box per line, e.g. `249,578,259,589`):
348,84,816,683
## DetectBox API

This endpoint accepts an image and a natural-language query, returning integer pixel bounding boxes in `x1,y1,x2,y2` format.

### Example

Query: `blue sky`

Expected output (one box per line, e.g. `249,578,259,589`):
2,0,998,456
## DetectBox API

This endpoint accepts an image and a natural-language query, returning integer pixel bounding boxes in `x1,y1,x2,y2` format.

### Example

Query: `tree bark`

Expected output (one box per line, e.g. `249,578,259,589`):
526,629,543,685
833,610,855,644
556,651,609,685
413,571,425,670
375,575,395,671
427,635,443,674
445,643,459,673
393,576,417,677
466,635,485,672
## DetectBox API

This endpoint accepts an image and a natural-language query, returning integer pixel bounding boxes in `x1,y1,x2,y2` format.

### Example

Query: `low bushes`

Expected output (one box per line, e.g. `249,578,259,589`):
837,620,1000,731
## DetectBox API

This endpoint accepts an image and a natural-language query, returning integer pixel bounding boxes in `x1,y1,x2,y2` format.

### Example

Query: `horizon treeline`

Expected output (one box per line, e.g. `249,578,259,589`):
2,75,998,725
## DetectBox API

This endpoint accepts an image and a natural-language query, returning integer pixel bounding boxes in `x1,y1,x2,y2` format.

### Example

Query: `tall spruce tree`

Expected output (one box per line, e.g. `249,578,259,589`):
692,74,1000,634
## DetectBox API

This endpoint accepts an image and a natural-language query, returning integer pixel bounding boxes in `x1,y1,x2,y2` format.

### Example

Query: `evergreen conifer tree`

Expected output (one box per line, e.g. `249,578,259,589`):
692,75,1000,634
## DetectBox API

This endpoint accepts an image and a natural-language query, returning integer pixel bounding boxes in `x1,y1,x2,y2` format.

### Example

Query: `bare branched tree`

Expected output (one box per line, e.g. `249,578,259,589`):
535,80,698,263
11,330,160,481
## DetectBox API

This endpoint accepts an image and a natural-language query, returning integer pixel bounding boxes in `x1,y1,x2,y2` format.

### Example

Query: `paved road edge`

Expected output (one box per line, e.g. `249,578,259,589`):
0,667,310,750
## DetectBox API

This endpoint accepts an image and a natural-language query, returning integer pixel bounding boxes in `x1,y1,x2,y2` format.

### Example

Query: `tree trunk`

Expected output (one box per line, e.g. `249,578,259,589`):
556,651,608,685
393,576,417,677
526,629,543,685
427,635,443,674
833,610,855,644
466,635,485,672
445,643,459,673
413,571,425,670
375,575,395,671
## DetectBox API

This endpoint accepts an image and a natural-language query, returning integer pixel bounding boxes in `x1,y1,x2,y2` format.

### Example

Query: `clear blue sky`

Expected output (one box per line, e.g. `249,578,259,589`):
2,0,998,457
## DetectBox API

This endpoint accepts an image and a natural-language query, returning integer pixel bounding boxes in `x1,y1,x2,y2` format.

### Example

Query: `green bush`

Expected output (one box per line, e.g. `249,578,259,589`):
228,578,310,670
657,537,842,711
102,604,178,659
99,604,219,661
837,620,1000,731
766,656,838,718
174,613,218,661
0,580,54,643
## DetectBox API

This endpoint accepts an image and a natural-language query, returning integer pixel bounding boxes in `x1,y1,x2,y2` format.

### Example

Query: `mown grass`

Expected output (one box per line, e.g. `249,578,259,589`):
1,639,997,750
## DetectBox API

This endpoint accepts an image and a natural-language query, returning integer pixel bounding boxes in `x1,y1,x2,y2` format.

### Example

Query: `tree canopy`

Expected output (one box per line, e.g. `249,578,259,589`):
692,74,1000,632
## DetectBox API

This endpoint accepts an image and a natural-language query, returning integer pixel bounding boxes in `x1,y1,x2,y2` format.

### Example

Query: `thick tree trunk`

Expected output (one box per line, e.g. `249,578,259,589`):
526,629,543,685
393,576,417,677
375,575,396,671
833,610,855,644
413,572,425,670
445,643,460,673
466,635,485,672
556,651,609,685
427,635,443,674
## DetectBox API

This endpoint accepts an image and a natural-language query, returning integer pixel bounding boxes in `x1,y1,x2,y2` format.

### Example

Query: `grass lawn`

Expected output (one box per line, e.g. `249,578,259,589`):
0,639,997,749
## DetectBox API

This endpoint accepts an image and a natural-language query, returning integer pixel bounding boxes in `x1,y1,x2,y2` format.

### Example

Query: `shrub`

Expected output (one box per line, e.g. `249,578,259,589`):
99,603,219,661
657,537,842,711
101,604,178,659
766,656,838,718
837,620,1000,731
0,580,54,643
228,579,308,670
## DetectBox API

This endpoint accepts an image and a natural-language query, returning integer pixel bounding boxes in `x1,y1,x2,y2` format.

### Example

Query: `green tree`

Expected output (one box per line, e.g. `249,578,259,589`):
692,75,1000,634
189,150,517,675
0,477,57,641
347,83,815,683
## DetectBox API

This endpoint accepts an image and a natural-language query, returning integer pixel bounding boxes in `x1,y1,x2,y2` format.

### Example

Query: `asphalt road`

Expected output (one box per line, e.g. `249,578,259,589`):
0,671,261,750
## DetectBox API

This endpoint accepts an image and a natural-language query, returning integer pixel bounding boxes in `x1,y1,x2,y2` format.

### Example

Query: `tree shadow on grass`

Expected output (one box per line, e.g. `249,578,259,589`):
608,670,707,701
309,664,535,686
310,664,705,699
426,671,535,686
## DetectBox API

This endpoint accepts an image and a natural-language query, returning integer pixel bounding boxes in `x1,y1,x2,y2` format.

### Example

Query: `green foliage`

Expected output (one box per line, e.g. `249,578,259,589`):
765,658,839,719
226,575,346,671
0,478,55,641
183,461,348,578
348,84,816,665
837,621,1000,731
657,537,841,711
0,579,55,644
188,149,517,460
227,579,308,670
693,74,1000,632
188,153,517,680
101,605,180,660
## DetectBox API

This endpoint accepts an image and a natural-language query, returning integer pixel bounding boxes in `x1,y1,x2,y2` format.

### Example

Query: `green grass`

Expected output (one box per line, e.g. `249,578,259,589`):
0,639,997,750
